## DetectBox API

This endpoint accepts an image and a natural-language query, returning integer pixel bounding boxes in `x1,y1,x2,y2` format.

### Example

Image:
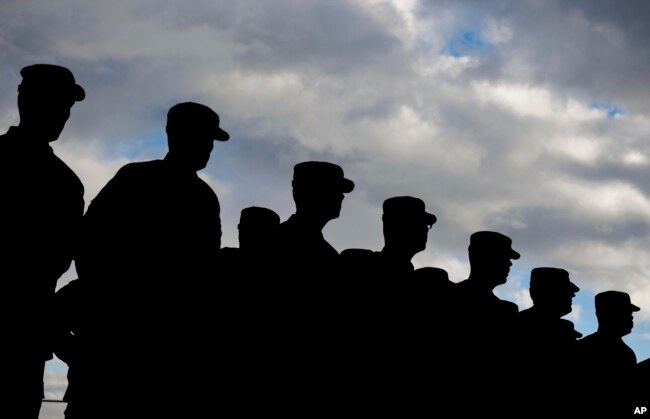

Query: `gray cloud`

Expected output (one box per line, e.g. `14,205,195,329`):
417,0,650,113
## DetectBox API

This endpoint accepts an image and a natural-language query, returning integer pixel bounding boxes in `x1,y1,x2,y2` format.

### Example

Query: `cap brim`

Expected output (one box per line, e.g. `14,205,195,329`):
341,178,354,193
214,127,230,142
425,212,437,226
73,84,85,102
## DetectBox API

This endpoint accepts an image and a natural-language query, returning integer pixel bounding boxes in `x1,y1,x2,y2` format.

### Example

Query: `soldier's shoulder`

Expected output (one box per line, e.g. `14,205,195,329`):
340,248,375,258
119,159,161,174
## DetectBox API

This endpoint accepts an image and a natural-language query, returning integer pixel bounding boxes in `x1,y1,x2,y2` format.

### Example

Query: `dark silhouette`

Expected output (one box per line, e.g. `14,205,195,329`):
633,356,650,407
217,206,280,265
4,68,642,415
261,161,354,279
215,205,281,375
247,161,354,413
411,265,454,321
340,196,437,277
72,101,229,418
575,291,640,413
447,231,520,414
511,267,582,413
216,205,281,296
237,206,282,250
51,279,93,419
338,196,438,409
0,64,85,419
413,266,454,290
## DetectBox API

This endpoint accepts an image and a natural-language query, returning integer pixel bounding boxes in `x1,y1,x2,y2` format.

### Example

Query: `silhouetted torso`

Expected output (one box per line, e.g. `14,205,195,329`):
263,213,340,277
0,124,84,418
446,276,519,414
576,331,637,377
515,307,582,354
575,331,638,414
75,156,222,418
340,248,415,279
574,291,640,414
78,157,220,281
453,277,519,324
238,161,354,414
511,307,582,412
0,126,84,288
509,267,582,413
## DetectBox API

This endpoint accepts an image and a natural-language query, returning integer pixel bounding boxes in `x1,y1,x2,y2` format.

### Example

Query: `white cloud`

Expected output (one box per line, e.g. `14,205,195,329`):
547,178,650,220
472,81,599,121
621,151,648,167
544,135,603,164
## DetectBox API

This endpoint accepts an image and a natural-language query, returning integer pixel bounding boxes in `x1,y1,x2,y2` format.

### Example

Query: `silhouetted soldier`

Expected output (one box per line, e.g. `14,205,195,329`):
0,64,85,419
75,101,229,418
250,161,354,413
339,195,438,343
262,161,354,278
448,231,520,414
216,205,281,299
411,266,455,322
575,291,640,414
413,266,454,291
512,267,582,413
338,196,438,409
218,206,281,270
340,196,437,278
216,206,280,376
216,205,281,315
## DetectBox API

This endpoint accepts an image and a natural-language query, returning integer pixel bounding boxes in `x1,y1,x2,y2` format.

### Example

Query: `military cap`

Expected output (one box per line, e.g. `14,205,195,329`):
469,231,520,259
166,102,229,141
596,291,640,314
382,196,437,228
530,267,580,293
239,206,280,230
292,161,354,193
19,64,85,102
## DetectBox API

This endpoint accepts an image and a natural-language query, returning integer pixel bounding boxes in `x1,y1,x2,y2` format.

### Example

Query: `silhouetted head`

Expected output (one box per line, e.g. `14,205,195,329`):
529,267,580,317
382,196,436,257
166,102,229,171
468,231,520,287
595,291,640,337
17,64,85,142
238,206,280,250
291,161,354,223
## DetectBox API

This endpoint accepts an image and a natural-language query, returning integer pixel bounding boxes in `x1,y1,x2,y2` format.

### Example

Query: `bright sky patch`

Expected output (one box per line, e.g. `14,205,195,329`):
442,30,489,57
117,131,168,161
591,102,623,117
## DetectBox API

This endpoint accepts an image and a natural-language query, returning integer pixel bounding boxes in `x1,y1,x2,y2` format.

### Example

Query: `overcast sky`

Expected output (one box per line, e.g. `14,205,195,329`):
2,0,649,415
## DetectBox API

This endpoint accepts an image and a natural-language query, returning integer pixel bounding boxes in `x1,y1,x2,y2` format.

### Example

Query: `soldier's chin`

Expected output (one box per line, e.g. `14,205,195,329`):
494,277,508,286
43,127,65,142
328,206,342,219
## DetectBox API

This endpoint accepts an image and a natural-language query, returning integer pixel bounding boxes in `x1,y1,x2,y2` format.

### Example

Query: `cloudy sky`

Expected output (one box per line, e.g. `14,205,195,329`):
2,0,649,415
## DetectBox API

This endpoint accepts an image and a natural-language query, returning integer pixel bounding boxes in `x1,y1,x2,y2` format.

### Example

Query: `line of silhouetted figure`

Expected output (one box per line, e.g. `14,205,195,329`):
2,64,649,419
